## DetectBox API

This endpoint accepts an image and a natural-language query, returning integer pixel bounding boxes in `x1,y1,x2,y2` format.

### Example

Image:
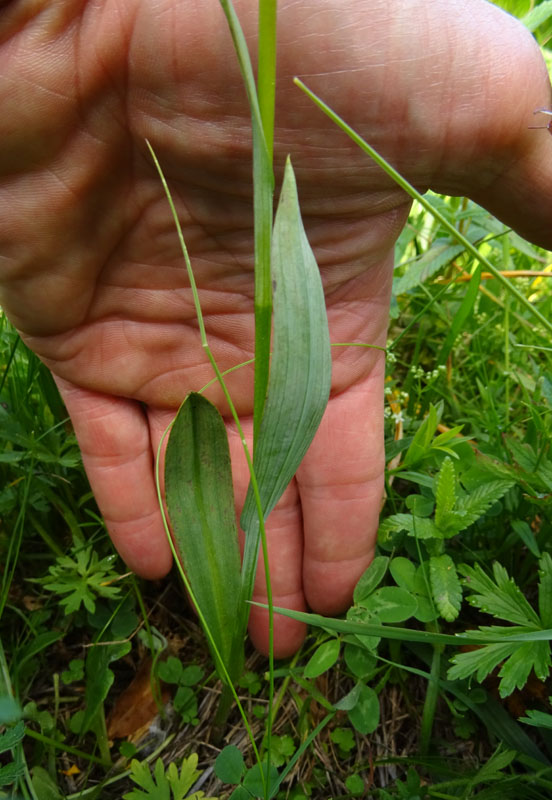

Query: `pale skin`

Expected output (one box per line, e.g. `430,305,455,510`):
1,0,552,657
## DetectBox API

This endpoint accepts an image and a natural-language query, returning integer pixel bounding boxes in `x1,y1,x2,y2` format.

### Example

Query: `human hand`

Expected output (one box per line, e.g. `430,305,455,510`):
1,0,551,656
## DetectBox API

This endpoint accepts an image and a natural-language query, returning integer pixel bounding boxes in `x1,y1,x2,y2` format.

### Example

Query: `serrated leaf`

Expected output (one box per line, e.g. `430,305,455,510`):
435,457,456,531
0,761,25,787
304,639,340,679
165,392,242,682
353,556,389,603
538,553,552,628
497,641,551,698
454,480,514,531
459,562,541,627
429,555,462,622
448,641,519,685
393,240,465,295
378,513,438,540
0,721,25,753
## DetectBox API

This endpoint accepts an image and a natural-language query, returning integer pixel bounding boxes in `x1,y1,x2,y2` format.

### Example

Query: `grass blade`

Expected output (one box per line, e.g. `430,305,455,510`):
165,392,242,680
294,78,552,337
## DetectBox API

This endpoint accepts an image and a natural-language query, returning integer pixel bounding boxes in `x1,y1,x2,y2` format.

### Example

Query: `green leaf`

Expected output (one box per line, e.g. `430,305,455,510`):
266,734,294,767
0,762,25,787
345,773,365,796
304,639,340,679
393,241,465,295
242,761,279,798
165,753,202,800
538,553,552,628
123,758,170,800
215,746,246,785
459,562,541,627
353,556,389,603
157,657,183,685
402,404,440,467
240,157,331,526
80,641,131,736
344,643,377,680
165,392,242,681
365,586,418,624
497,641,551,697
520,708,552,730
511,519,541,558
434,457,456,531
523,0,552,31
347,684,380,735
378,513,438,540
240,157,331,616
429,554,462,622
0,721,25,753
454,480,514,531
30,766,64,800
436,264,481,366
0,697,21,726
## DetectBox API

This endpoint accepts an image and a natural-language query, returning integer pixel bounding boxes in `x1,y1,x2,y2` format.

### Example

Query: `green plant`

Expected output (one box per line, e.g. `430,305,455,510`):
123,753,218,800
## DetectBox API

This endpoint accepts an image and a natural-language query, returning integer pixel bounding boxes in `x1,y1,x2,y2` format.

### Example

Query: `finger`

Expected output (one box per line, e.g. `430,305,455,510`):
296,358,386,615
227,422,307,658
55,378,172,579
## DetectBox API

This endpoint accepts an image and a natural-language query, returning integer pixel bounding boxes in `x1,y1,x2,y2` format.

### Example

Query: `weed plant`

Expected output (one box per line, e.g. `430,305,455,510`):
1,0,552,798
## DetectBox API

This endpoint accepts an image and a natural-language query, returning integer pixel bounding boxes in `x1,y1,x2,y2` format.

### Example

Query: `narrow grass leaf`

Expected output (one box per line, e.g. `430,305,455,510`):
240,158,332,587
165,392,242,679
436,265,481,366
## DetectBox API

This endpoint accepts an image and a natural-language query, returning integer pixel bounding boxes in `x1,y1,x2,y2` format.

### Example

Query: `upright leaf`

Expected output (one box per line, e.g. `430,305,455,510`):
429,554,462,622
240,159,332,592
434,457,456,531
165,393,242,680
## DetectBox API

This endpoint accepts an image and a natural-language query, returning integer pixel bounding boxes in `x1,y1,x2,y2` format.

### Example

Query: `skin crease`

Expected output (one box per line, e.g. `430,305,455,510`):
1,0,552,657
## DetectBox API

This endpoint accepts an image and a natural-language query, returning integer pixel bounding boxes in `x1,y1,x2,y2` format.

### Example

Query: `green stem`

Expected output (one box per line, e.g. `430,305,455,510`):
257,0,277,161
294,79,552,337
419,630,442,755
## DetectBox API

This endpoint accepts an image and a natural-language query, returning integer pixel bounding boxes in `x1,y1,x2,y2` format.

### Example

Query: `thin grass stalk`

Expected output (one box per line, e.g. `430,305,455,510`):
257,0,277,161
294,79,552,337
218,0,274,437
149,142,277,799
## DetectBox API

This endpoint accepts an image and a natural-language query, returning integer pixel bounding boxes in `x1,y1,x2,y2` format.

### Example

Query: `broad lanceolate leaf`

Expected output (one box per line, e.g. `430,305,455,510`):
165,393,242,681
240,158,332,589
429,554,462,622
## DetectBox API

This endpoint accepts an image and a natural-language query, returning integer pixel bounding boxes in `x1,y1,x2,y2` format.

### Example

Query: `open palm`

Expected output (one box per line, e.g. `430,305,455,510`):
1,0,551,655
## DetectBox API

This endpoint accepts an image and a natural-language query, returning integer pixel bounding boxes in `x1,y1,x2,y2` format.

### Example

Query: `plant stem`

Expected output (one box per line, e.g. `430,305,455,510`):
419,633,442,755
294,78,552,337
